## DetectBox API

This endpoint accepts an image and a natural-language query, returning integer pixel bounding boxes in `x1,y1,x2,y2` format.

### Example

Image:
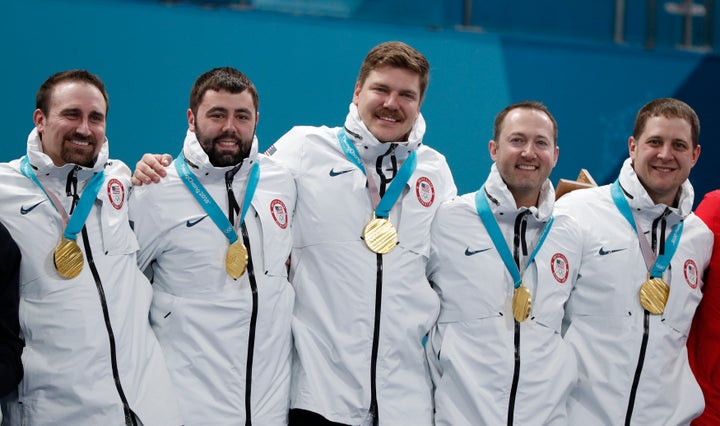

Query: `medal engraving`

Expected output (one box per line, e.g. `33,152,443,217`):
363,218,398,254
226,241,248,279
54,238,84,279
512,285,532,322
639,276,669,314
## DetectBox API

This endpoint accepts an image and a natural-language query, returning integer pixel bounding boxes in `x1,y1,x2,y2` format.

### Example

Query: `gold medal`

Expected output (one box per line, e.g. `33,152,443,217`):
226,240,248,279
639,275,669,314
53,238,84,279
363,217,398,254
512,285,532,322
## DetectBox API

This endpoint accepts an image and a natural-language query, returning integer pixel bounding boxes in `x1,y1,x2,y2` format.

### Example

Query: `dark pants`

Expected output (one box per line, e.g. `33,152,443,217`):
288,409,352,426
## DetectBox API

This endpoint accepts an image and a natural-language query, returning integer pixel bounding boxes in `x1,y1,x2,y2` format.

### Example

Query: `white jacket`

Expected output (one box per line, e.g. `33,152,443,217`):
427,165,581,425
555,158,713,425
129,131,296,425
0,129,180,426
268,104,457,425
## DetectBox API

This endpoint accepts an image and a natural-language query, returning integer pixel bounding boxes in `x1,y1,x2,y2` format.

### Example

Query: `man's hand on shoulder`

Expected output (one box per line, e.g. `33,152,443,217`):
132,153,172,186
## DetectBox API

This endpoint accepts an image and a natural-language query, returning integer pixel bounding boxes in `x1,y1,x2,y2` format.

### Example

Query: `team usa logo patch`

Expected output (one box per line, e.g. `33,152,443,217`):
107,178,125,210
684,259,699,289
415,177,435,208
270,199,288,229
551,253,569,284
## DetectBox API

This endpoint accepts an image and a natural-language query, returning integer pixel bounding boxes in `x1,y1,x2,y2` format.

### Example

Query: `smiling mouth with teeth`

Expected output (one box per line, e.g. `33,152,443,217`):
378,116,399,123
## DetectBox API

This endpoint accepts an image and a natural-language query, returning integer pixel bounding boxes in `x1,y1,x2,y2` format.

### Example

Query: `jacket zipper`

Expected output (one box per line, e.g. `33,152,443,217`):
508,210,530,425
226,167,258,425
369,253,383,426
241,223,258,426
71,169,136,426
624,209,669,425
367,150,397,425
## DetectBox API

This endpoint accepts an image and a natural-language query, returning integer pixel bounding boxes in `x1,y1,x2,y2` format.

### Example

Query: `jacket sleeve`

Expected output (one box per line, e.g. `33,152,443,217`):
688,190,720,424
0,221,23,397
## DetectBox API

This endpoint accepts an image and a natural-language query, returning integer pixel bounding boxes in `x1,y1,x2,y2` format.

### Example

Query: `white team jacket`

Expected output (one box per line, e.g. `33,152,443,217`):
427,165,581,425
129,131,296,426
268,104,457,425
0,129,180,425
555,158,713,425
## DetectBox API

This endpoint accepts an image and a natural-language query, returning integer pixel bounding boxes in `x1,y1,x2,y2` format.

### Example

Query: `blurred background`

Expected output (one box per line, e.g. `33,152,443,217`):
4,0,719,203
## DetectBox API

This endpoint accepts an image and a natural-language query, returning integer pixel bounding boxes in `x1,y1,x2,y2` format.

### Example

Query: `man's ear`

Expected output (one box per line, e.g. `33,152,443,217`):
187,108,196,132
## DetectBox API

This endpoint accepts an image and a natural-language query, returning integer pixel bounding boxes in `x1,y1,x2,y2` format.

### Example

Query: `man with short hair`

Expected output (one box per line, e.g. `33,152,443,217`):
132,42,457,426
426,101,582,424
555,98,712,425
269,41,456,425
0,70,179,425
129,67,296,425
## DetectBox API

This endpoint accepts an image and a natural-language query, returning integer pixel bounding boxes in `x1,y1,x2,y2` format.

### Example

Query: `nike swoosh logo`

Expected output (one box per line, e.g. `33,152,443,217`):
329,168,353,177
598,247,626,256
20,200,46,215
465,247,492,256
186,215,209,227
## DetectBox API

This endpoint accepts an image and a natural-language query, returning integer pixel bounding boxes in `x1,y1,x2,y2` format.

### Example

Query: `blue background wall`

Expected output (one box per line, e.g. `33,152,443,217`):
4,0,718,203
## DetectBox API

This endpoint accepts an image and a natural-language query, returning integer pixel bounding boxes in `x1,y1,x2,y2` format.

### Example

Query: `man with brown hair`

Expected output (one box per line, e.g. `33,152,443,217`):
129,67,295,425
427,101,583,425
132,42,456,426
0,70,179,425
555,98,712,425
269,41,456,425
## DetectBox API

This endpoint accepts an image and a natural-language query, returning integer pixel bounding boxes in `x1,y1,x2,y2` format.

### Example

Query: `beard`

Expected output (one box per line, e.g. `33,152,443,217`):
62,132,99,167
196,129,253,167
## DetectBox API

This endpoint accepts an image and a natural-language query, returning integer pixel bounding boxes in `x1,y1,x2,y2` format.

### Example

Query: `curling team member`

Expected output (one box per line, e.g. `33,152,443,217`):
427,101,581,425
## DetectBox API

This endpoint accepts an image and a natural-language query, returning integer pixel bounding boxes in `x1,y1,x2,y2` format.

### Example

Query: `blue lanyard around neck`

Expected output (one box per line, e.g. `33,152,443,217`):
175,154,259,244
21,156,105,241
337,129,416,219
611,180,683,278
475,186,554,289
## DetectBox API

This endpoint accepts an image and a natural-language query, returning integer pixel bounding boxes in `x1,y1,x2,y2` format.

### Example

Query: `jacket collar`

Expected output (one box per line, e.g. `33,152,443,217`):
25,127,108,181
482,163,555,223
181,130,259,180
342,103,424,162
618,158,694,221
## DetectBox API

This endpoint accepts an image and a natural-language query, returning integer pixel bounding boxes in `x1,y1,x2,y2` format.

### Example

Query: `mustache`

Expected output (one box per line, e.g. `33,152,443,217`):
376,108,404,121
69,132,96,143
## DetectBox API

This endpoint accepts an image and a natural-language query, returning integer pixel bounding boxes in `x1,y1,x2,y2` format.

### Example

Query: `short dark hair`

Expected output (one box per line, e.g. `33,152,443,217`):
189,67,259,116
36,70,109,115
633,98,700,147
493,101,558,144
356,41,430,100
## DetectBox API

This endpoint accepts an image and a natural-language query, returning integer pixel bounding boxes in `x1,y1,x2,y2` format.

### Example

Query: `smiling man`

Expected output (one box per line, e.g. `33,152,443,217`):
426,101,583,424
267,41,457,425
0,70,180,425
129,67,296,425
555,98,713,425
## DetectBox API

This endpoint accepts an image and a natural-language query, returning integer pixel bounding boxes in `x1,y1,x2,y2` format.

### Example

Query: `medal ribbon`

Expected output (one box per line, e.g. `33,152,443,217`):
20,156,105,241
175,154,259,244
337,129,416,219
611,180,683,279
475,187,554,289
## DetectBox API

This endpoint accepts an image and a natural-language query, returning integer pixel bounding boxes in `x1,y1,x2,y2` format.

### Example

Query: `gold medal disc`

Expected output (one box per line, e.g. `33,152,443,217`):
512,285,532,322
363,218,398,254
54,238,84,279
639,277,669,314
226,241,248,279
